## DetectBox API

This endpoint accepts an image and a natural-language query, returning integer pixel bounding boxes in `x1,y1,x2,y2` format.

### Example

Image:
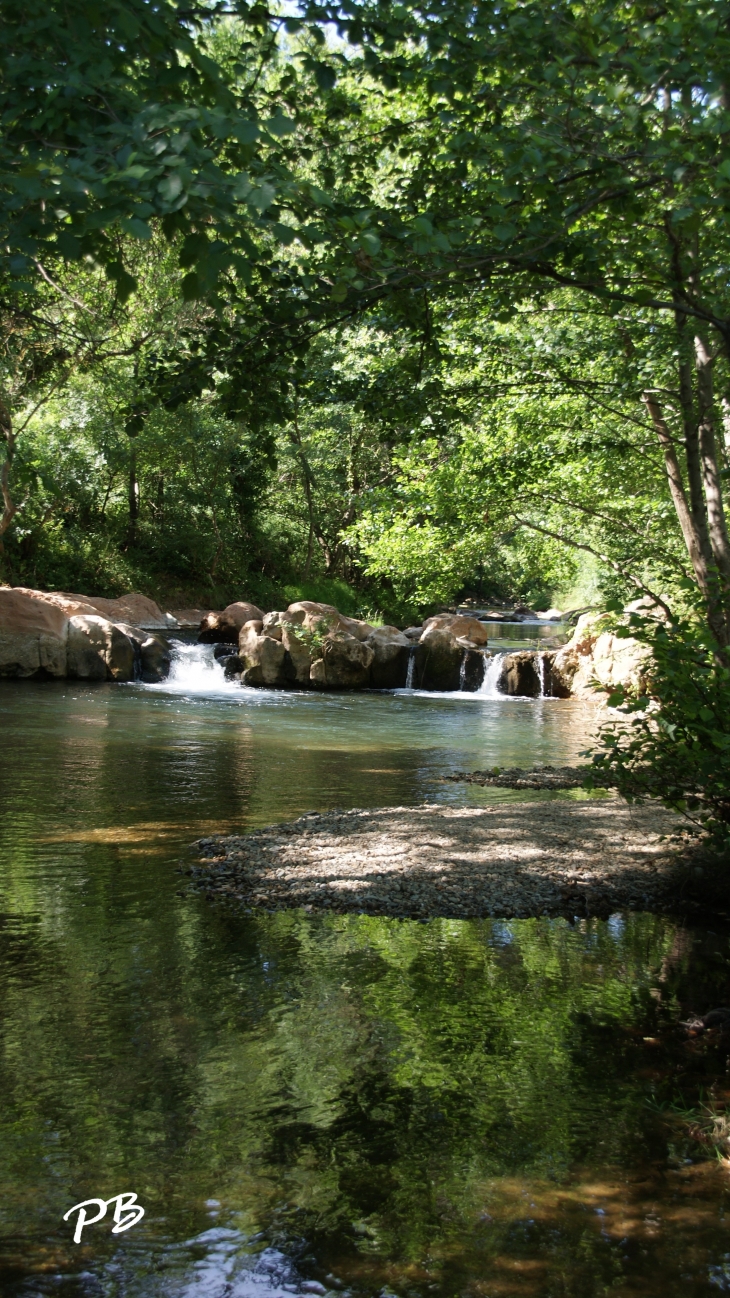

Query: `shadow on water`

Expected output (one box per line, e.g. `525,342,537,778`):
1,679,730,1296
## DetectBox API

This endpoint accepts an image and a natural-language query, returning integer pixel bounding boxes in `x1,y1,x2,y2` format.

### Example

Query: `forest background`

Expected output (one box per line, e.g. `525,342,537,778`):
1,0,729,636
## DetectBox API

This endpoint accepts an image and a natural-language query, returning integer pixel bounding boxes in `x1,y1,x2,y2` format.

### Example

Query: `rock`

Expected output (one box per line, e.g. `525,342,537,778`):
284,601,374,642
0,587,69,678
223,654,244,679
199,601,265,644
403,626,423,640
165,607,208,629
114,622,170,682
422,614,490,646
460,648,487,691
139,635,171,683
284,600,339,629
261,611,284,640
414,626,462,691
238,622,287,686
280,623,312,686
213,643,237,660
309,658,326,687
71,592,171,630
498,651,541,697
337,614,376,642
367,627,411,689
550,612,650,698
311,633,374,689
67,615,136,681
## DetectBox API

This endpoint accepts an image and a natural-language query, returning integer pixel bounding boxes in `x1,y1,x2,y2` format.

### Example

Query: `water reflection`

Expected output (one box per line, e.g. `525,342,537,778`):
0,682,729,1296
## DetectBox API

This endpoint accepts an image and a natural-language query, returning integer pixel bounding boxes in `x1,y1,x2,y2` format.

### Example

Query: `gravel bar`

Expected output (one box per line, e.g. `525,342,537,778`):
183,800,690,920
444,765,615,790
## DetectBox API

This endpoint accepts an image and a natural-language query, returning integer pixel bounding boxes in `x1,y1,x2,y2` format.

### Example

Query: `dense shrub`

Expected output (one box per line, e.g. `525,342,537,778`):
588,611,730,850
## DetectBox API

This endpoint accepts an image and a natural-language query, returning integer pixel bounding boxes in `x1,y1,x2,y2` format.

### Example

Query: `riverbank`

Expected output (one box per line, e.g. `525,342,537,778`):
185,799,704,920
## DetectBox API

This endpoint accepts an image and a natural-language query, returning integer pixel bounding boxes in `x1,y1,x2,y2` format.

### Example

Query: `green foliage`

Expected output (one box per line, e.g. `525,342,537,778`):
588,612,730,849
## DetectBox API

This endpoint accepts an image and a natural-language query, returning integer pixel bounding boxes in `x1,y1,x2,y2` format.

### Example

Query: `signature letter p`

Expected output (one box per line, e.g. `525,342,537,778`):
63,1198,107,1244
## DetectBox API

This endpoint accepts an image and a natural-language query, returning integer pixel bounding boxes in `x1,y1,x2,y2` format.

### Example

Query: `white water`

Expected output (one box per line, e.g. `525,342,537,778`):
405,646,416,689
538,651,548,698
148,641,242,696
478,652,506,698
459,656,467,690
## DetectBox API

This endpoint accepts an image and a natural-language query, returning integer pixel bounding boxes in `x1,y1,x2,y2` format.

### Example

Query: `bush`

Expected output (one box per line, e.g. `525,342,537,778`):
587,611,730,850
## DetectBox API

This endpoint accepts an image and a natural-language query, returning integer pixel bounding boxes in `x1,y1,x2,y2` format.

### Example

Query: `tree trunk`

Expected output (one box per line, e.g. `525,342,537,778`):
0,394,17,541
644,390,729,648
694,333,730,588
674,313,714,573
642,393,709,591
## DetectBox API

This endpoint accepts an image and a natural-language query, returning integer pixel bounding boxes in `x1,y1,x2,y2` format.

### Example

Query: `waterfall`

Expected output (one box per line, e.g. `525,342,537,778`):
405,645,416,689
459,654,467,691
538,651,548,698
478,652,506,697
148,640,235,694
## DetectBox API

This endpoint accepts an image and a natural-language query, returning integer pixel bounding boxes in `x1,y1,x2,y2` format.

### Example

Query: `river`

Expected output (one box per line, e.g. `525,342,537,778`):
1,647,729,1296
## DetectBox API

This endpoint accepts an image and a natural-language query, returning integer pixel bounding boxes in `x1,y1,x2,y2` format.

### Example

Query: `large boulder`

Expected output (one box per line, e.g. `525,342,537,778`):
0,587,68,678
280,623,312,686
498,651,542,697
199,601,265,644
284,601,375,642
166,607,208,629
550,612,650,698
310,633,374,689
66,615,135,681
114,622,171,683
414,627,463,691
238,622,288,686
284,600,338,629
139,635,171,683
422,614,490,647
71,592,173,630
261,611,284,640
461,648,487,691
367,626,411,689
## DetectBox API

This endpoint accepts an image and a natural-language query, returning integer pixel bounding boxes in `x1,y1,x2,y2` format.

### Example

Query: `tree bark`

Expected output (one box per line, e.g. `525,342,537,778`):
642,393,709,590
674,312,714,573
694,333,730,587
0,394,17,541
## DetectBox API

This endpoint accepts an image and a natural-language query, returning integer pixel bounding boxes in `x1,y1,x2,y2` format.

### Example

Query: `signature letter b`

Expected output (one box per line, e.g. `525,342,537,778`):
107,1192,145,1234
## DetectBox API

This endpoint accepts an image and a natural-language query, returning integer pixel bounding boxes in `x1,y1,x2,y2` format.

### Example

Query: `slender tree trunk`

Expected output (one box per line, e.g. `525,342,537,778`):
644,390,729,648
694,333,730,588
642,393,709,591
721,396,730,462
0,394,17,542
674,312,714,572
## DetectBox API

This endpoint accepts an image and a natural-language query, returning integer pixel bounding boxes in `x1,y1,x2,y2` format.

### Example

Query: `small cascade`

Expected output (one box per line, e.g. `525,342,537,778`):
459,654,467,691
405,645,416,689
153,640,231,693
538,651,548,698
478,652,506,698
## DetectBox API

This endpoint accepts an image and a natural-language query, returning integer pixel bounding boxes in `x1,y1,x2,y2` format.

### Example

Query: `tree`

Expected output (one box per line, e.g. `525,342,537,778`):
307,0,730,641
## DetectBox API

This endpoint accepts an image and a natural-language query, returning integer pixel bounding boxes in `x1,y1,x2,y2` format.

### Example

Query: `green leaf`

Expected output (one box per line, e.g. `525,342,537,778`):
120,217,152,240
157,173,184,203
313,62,337,91
231,120,260,144
264,114,296,138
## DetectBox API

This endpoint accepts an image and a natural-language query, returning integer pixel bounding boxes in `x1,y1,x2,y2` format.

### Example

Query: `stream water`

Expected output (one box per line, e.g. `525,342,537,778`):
2,648,730,1296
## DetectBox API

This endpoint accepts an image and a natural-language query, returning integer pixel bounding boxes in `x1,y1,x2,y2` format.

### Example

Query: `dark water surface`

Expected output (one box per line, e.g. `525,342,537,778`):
2,675,730,1297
